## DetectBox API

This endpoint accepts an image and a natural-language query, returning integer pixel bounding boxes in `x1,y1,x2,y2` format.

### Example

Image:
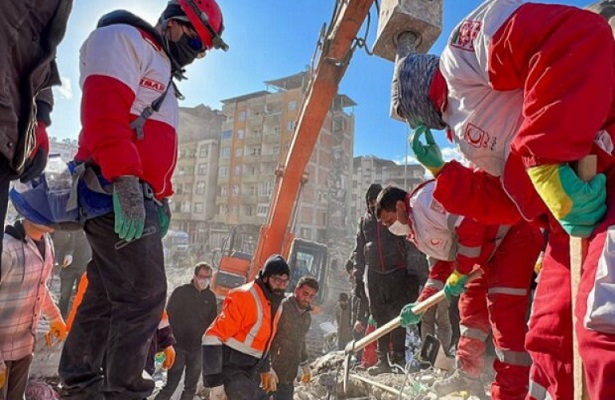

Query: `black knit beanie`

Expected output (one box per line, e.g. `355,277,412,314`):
258,254,290,279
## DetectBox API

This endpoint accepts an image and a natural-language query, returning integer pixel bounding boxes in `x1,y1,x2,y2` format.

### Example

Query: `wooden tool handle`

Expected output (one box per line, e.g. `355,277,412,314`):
348,268,483,354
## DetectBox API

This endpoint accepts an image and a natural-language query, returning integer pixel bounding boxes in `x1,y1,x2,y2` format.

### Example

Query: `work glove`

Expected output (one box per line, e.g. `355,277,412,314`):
19,121,49,183
158,198,171,238
353,320,366,334
417,286,438,303
0,360,5,390
113,175,145,241
260,368,279,393
300,365,311,383
527,163,606,238
62,254,73,268
534,252,545,275
45,319,67,347
443,270,469,302
163,345,176,369
399,302,423,327
411,124,445,176
209,385,227,400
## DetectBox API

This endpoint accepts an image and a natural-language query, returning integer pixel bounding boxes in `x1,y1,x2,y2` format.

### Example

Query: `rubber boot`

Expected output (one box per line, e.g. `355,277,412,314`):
367,353,391,376
432,368,485,398
391,352,406,370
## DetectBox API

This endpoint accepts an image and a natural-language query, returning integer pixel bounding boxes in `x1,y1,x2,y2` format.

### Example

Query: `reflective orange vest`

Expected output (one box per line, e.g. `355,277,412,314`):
203,281,282,359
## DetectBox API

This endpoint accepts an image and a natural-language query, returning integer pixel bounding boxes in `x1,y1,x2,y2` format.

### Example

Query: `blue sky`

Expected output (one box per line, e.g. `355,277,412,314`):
50,0,591,164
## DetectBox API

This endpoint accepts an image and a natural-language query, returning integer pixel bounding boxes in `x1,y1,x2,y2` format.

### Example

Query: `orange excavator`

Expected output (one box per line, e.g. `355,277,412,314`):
210,0,442,304
210,0,376,303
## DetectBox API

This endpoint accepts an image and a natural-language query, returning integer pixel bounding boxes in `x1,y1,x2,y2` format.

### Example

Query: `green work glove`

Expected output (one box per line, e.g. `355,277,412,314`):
443,270,468,302
113,175,145,242
411,124,445,176
158,198,171,238
400,303,423,327
527,163,606,238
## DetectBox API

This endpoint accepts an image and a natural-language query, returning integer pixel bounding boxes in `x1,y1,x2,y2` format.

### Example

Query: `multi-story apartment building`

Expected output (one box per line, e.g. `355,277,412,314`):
210,71,356,256
351,156,425,224
49,137,78,162
170,105,225,246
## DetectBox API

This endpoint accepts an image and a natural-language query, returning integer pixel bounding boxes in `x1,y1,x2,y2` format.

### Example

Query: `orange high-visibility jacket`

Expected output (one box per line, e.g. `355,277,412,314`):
203,281,282,359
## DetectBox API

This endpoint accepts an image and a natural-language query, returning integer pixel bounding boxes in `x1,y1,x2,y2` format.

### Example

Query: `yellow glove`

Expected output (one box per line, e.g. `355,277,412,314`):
260,369,279,393
300,365,311,383
163,345,176,370
0,360,6,389
45,319,67,347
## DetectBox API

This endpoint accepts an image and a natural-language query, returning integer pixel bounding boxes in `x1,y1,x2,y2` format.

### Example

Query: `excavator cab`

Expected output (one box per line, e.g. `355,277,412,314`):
286,238,328,305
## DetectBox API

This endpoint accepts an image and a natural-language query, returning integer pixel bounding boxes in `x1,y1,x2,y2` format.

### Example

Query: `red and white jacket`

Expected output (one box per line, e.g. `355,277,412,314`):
75,24,179,200
435,0,615,222
405,181,508,278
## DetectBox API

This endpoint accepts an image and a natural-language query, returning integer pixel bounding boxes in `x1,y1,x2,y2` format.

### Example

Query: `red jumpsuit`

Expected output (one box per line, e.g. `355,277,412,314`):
430,3,615,397
409,182,542,399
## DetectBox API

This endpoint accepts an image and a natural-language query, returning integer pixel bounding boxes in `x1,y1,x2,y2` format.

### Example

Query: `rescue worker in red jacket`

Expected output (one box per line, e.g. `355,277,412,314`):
202,255,290,400
58,1,228,399
377,184,542,399
391,1,615,398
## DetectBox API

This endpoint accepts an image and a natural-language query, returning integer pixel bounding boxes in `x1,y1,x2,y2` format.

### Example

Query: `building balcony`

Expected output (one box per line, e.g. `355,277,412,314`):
242,174,260,183
218,158,231,166
261,154,280,163
242,154,261,164
245,135,262,145
239,195,258,204
216,195,229,205
262,133,281,144
217,175,229,184
238,215,265,226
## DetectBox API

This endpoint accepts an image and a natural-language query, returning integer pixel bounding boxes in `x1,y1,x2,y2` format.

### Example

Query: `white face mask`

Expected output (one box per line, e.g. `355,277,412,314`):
388,220,411,237
196,278,210,289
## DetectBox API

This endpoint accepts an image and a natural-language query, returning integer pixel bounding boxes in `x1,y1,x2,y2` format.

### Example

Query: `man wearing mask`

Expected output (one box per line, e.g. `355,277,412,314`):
353,183,420,375
270,276,320,400
155,263,217,400
202,255,289,400
58,1,228,399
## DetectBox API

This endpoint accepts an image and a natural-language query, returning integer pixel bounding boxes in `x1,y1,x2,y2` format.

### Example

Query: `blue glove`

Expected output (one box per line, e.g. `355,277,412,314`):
527,163,606,238
113,176,145,241
411,124,445,176
443,270,468,302
400,303,423,327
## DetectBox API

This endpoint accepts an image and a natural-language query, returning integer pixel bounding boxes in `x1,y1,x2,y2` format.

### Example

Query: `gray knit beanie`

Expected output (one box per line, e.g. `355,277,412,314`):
391,53,445,130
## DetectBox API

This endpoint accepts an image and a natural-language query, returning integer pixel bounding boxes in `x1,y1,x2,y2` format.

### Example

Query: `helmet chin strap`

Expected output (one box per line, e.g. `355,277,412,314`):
160,17,188,82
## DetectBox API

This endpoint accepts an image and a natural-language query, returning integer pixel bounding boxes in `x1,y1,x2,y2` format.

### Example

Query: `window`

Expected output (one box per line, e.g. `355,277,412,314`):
235,147,243,157
198,163,208,176
220,186,228,196
272,145,280,154
273,127,281,135
196,181,206,195
249,185,257,196
250,147,261,156
181,202,191,213
237,129,245,139
288,100,297,111
219,204,228,215
234,165,241,176
219,166,229,177
232,185,239,196
220,147,231,159
259,181,273,197
287,120,295,132
238,111,246,121
199,146,209,157
221,130,232,140
244,205,254,216
194,203,204,213
257,204,269,217
230,205,238,215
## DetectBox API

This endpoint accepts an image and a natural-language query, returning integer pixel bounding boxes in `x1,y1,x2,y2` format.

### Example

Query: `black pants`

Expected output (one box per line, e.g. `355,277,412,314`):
58,200,166,400
154,348,202,400
0,173,10,265
59,266,85,318
366,268,418,357
0,355,33,400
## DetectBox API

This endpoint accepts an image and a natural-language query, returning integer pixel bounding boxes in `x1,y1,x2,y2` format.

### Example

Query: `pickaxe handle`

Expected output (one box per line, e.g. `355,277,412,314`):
346,268,483,354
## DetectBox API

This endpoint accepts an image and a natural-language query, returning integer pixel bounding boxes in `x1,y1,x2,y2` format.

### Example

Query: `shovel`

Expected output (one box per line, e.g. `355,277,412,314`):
342,268,483,392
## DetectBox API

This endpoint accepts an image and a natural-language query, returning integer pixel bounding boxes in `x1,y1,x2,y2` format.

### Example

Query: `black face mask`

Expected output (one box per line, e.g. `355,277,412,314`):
169,33,202,67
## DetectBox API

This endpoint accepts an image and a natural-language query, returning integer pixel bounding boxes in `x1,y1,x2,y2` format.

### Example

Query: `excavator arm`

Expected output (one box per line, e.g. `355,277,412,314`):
249,0,375,280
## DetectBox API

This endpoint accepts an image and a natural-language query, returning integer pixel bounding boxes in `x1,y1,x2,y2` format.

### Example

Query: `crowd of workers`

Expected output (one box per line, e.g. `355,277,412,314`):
1,0,615,399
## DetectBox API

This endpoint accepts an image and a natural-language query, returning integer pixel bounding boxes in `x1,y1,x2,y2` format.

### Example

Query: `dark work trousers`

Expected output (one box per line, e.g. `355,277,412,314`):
58,199,166,400
154,348,202,400
0,173,10,263
0,355,33,400
59,266,85,318
366,268,418,358
273,383,294,400
223,365,269,400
